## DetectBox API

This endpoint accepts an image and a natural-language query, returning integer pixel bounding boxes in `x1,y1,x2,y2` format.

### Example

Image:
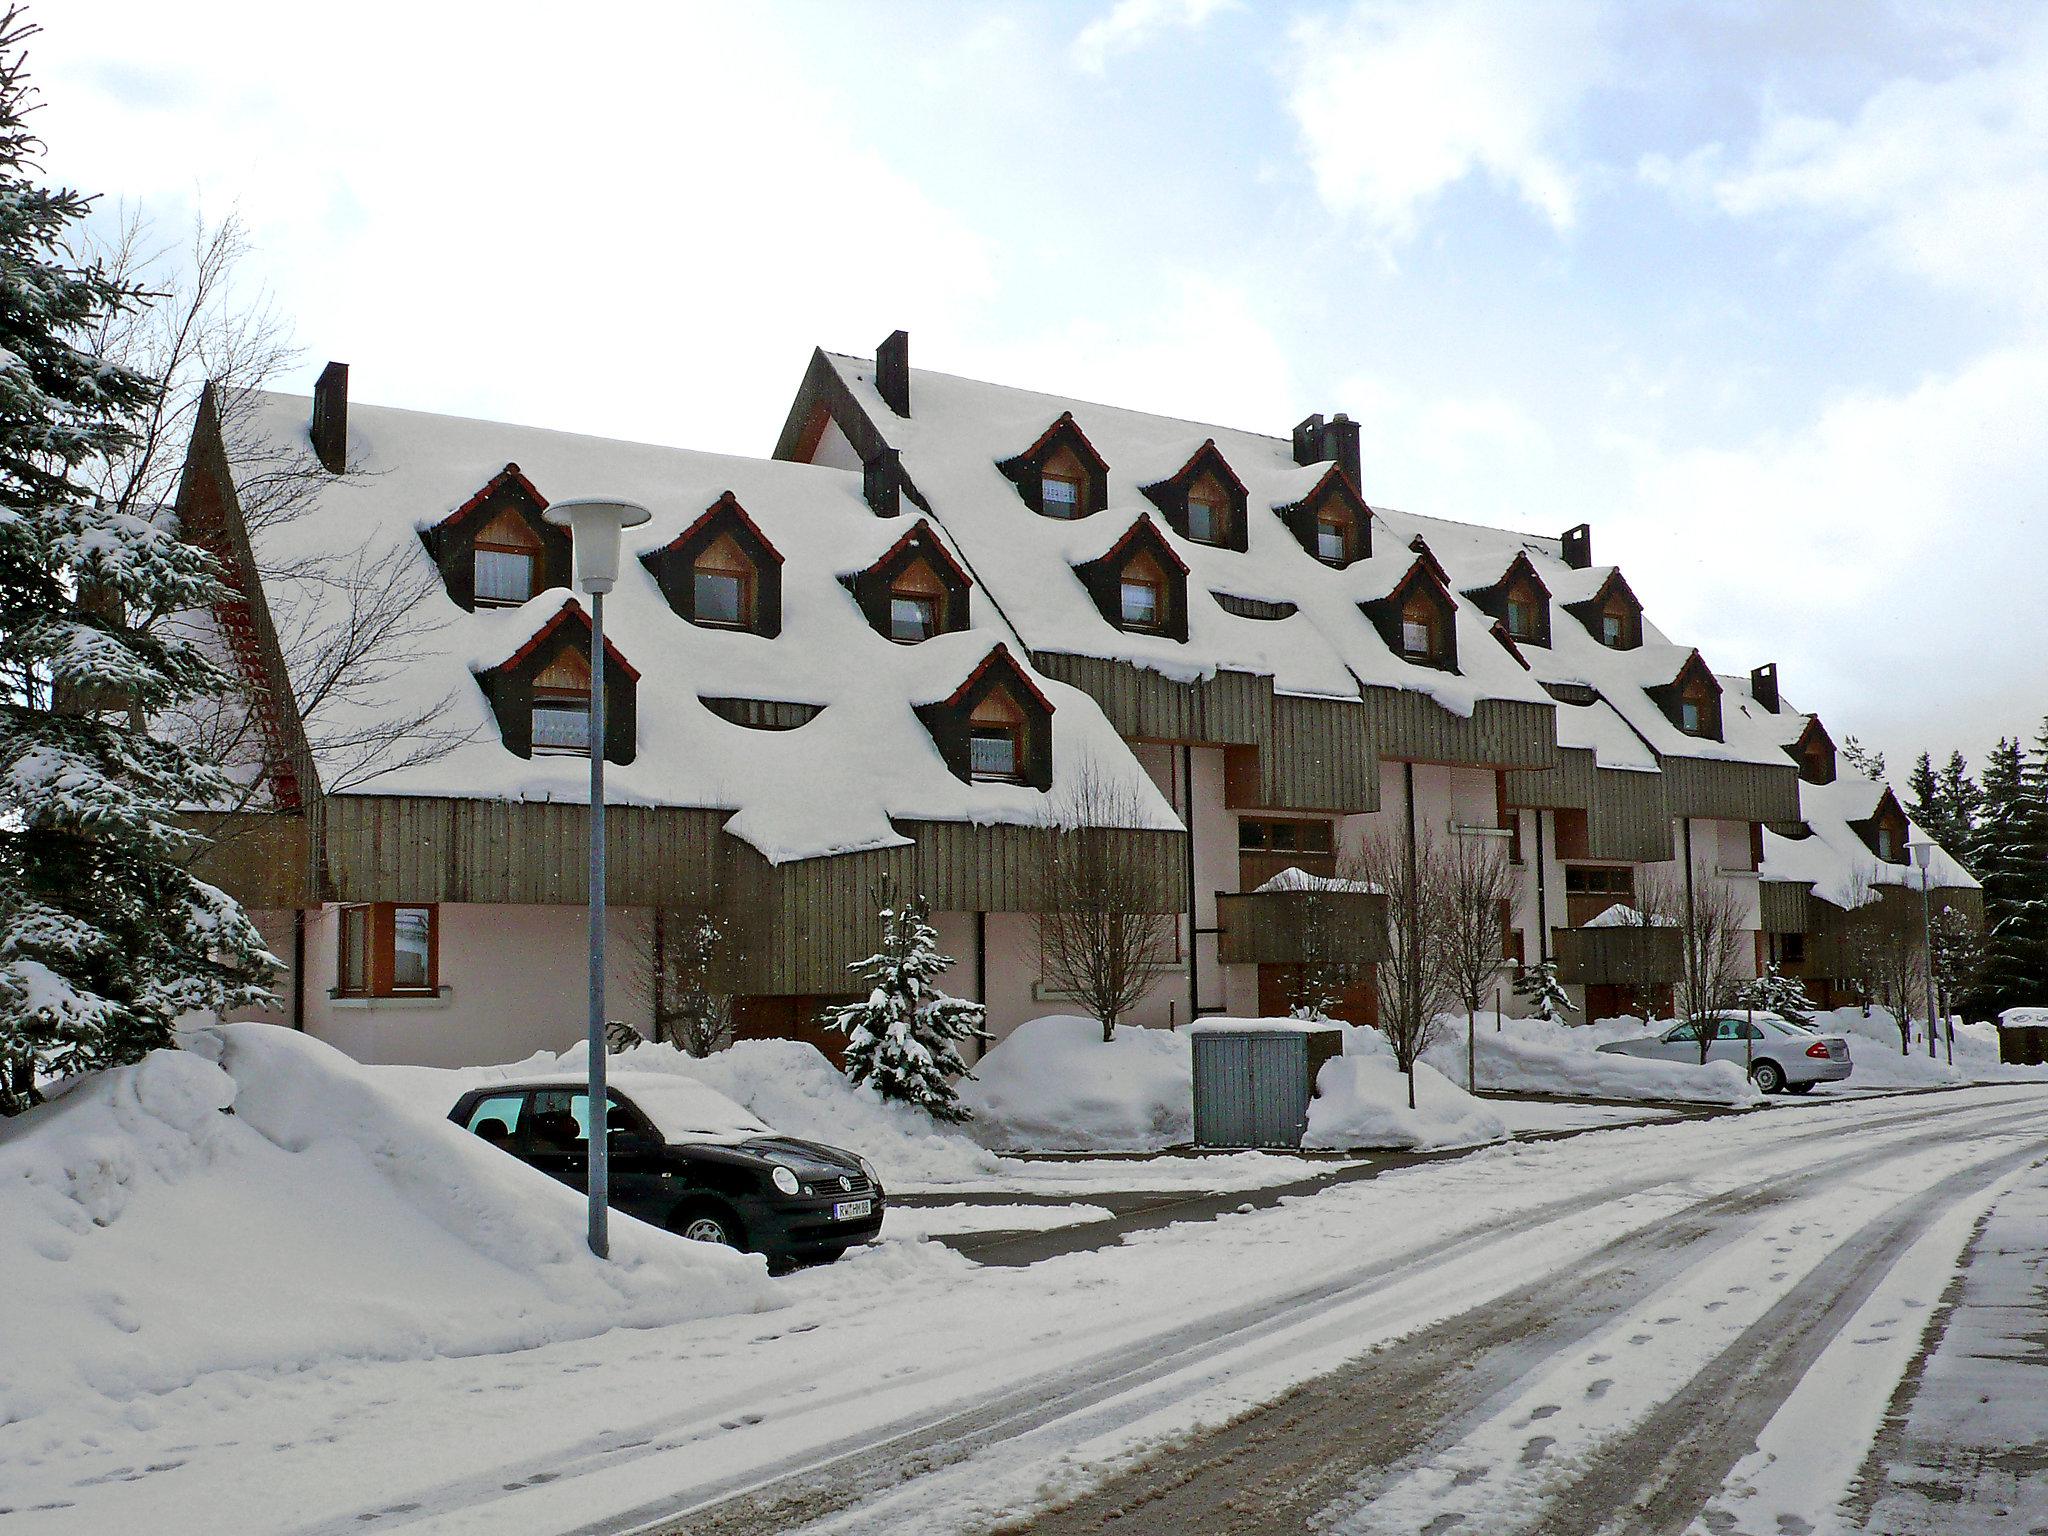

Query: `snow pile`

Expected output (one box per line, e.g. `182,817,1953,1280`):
1425,1016,1761,1105
1804,1006,2048,1089
582,1037,1008,1187
1304,1028,1509,1150
0,1025,775,1453
958,1015,1193,1151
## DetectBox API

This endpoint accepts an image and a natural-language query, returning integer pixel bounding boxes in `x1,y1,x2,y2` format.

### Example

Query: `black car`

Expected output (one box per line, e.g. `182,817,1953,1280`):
448,1072,885,1268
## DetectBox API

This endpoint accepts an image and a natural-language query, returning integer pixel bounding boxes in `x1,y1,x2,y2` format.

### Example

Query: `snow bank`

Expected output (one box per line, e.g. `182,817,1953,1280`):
958,1015,1192,1152
1425,1016,1761,1105
1304,1029,1509,1150
0,1026,775,1455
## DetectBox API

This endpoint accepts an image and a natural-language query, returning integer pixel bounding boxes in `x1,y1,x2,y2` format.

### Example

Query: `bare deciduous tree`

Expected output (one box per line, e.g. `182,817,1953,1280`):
81,207,468,827
1844,874,1926,1054
1349,832,1456,1109
1035,763,1177,1042
1438,833,1517,1092
621,906,744,1057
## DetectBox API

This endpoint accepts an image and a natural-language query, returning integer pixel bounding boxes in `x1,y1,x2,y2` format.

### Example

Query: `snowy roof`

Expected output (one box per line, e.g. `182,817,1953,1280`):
220,391,1179,864
819,353,1796,772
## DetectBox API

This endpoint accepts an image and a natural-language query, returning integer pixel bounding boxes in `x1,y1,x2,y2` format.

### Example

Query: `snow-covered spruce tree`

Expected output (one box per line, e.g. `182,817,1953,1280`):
1736,964,1813,1027
825,885,986,1122
1513,959,1574,1023
0,11,274,1112
1970,736,2047,1018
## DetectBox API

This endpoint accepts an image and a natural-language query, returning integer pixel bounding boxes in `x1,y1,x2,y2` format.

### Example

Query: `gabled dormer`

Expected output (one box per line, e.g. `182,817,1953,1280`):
641,492,783,637
844,518,972,643
915,645,1055,790
1072,516,1191,641
1851,786,1911,865
1407,534,1451,588
997,412,1109,520
420,463,571,611
1649,651,1723,741
1275,463,1371,566
1564,569,1644,649
1462,551,1552,647
1787,715,1837,785
1361,557,1459,672
475,600,638,764
1140,439,1248,551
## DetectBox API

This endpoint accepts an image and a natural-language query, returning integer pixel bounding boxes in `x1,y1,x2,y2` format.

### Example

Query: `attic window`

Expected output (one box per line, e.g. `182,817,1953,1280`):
474,509,542,607
970,726,1020,781
1602,613,1624,645
531,650,593,754
1187,492,1226,545
1599,595,1640,649
1120,576,1162,629
891,594,938,642
1317,517,1348,563
692,536,754,628
1875,824,1897,861
1042,472,1083,519
1680,700,1702,734
1401,593,1443,661
1505,596,1541,642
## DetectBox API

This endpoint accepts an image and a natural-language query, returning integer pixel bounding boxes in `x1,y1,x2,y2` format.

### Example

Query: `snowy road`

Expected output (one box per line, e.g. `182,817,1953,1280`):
13,1088,2044,1536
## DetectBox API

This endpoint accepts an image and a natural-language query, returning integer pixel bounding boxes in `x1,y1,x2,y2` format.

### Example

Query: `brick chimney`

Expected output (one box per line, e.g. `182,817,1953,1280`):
1560,523,1592,570
1750,663,1780,713
875,330,910,418
1291,412,1361,489
863,446,904,517
311,360,349,474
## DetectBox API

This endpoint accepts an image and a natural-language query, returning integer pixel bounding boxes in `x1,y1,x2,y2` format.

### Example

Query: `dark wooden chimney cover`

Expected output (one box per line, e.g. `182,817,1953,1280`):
1290,412,1360,489
311,360,349,474
876,330,910,418
1561,523,1592,570
1751,663,1780,713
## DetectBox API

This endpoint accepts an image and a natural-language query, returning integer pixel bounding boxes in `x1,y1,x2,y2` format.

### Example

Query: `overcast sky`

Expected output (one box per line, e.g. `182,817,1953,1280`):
36,1,2048,783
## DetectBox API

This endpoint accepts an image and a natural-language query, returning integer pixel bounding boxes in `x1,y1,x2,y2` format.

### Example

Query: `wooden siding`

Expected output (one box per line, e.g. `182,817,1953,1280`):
1554,925,1684,985
1505,749,1673,862
1216,890,1389,966
1661,757,1802,824
1759,879,1811,935
1352,687,1559,771
1259,694,1380,812
186,812,316,908
1033,652,1267,745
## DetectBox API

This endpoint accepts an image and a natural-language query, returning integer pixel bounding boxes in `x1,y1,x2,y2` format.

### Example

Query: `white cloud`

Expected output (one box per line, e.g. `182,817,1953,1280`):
1071,0,1238,74
1683,17,2048,318
1279,0,1609,240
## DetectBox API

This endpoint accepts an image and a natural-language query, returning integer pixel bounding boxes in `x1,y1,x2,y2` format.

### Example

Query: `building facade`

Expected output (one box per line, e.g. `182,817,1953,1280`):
182,338,1978,1068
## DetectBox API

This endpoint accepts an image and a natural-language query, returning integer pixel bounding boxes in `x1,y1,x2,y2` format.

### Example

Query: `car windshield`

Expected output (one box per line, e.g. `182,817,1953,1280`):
608,1076,772,1141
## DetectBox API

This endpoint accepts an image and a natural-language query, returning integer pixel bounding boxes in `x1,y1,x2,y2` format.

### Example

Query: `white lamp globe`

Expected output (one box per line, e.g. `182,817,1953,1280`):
543,498,652,595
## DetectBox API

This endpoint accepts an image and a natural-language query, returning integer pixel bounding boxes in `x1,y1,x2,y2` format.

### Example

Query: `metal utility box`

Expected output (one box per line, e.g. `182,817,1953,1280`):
1997,1023,2048,1066
1191,1025,1344,1149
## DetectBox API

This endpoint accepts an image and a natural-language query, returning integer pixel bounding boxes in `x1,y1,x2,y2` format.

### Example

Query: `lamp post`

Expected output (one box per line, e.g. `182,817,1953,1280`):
1908,840,1940,1063
543,497,652,1260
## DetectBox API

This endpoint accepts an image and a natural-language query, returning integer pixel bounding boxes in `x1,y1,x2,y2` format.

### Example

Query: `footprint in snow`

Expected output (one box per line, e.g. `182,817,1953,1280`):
1585,1379,1613,1400
1705,1300,1726,1312
1421,1516,1467,1534
1776,1517,1815,1534
1527,1405,1561,1422
1630,1333,1653,1345
1451,1466,1487,1488
1520,1437,1556,1467
1656,1315,1680,1324
1586,1352,1611,1365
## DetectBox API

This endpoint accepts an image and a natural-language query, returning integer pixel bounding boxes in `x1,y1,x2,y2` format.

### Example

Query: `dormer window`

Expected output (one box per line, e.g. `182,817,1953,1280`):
475,600,638,765
531,650,593,754
1602,612,1625,645
1401,594,1440,660
1277,464,1371,567
1464,551,1551,648
1363,557,1459,672
1854,789,1911,865
847,518,973,645
1317,517,1348,563
915,645,1055,791
1787,717,1838,785
1506,597,1539,640
1141,441,1248,551
1121,574,1162,629
473,508,542,606
1073,517,1191,641
1653,652,1723,741
422,463,570,613
1680,699,1701,734
998,413,1109,520
691,536,754,628
1876,824,1897,861
1565,569,1645,650
643,492,783,637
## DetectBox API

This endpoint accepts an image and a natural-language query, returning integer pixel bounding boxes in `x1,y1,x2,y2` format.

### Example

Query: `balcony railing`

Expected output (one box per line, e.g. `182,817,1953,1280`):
1216,889,1388,967
1553,925,1683,985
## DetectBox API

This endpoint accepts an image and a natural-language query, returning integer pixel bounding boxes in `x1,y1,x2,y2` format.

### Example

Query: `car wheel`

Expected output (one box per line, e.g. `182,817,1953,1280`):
671,1204,743,1249
1751,1060,1785,1094
1785,1081,1816,1095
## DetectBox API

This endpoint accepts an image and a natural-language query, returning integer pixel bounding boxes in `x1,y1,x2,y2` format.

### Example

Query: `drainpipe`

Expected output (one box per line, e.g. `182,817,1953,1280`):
291,908,307,1031
1533,810,1549,962
973,909,989,1062
1183,744,1199,1023
1682,816,1698,1023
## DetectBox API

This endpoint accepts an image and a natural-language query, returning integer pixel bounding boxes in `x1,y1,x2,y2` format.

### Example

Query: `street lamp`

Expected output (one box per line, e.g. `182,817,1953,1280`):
1908,840,1940,1063
543,497,651,1260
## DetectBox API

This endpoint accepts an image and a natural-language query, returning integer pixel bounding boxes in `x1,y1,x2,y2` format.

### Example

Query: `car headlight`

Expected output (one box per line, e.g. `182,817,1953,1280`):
770,1164,801,1196
856,1155,877,1184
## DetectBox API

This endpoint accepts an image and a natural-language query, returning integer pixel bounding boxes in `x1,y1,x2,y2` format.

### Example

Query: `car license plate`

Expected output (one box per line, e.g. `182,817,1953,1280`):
833,1198,872,1221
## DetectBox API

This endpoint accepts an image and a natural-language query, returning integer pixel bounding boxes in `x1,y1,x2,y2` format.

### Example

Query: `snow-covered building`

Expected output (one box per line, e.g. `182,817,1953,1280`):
181,338,1977,1067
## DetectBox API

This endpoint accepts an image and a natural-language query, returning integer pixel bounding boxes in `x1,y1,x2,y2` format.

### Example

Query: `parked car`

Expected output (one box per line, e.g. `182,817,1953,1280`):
1596,1014,1852,1094
448,1072,884,1267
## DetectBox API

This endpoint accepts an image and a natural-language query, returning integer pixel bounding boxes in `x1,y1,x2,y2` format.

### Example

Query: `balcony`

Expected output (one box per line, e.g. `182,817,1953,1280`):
1554,925,1683,985
1217,888,1388,967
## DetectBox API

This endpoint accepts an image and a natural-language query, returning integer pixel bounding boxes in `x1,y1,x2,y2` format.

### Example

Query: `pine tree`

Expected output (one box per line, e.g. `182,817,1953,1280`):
1513,960,1575,1023
825,886,987,1122
1841,736,1887,782
1736,964,1814,1027
1969,737,2045,1018
0,12,275,1112
1907,750,1982,869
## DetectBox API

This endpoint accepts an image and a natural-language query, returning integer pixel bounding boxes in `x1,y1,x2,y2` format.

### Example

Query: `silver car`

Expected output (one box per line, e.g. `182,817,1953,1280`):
1597,1013,1853,1094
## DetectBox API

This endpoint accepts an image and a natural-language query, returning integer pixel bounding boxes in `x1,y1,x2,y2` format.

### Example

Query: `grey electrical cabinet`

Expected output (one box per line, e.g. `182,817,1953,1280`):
1191,1025,1343,1149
